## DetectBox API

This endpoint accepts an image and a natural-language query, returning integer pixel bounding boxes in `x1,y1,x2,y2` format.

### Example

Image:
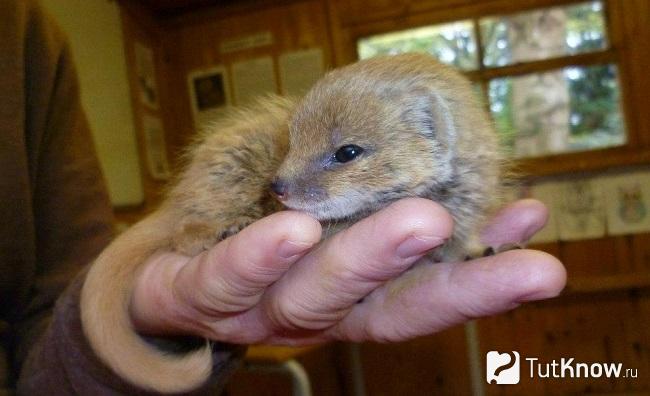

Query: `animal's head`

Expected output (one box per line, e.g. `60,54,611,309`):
272,53,478,221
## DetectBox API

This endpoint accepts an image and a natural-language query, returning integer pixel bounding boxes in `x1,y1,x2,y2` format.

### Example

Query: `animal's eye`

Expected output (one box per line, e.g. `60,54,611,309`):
334,145,364,163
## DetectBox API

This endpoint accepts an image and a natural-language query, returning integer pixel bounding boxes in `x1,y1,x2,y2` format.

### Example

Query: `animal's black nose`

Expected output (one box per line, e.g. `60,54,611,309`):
270,178,288,199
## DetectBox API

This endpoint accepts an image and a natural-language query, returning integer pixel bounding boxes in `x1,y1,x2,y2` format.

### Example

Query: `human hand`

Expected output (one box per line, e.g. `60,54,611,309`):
130,198,566,345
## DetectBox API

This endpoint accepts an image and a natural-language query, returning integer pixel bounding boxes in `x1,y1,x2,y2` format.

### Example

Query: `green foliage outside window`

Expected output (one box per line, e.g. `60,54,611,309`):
358,1,625,158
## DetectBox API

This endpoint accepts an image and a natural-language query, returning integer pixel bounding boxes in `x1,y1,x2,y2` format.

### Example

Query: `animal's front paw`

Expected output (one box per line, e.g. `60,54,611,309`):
172,221,220,256
464,243,524,261
172,216,259,256
217,216,257,240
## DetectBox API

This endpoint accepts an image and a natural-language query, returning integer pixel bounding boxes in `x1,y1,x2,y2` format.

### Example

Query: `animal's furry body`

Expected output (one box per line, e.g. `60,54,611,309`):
81,53,504,393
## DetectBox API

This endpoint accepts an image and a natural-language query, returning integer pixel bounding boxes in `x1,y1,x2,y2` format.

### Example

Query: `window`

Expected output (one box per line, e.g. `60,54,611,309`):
357,1,625,159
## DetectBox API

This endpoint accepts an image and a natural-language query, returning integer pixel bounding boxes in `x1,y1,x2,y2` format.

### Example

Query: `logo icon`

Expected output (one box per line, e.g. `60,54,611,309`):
486,351,520,384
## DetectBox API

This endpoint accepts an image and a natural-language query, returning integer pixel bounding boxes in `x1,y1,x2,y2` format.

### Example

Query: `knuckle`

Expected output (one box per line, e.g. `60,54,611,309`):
266,291,340,332
194,257,260,313
267,295,312,330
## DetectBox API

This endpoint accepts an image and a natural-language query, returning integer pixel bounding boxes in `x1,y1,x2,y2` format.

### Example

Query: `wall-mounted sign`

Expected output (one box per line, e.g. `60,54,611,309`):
279,48,325,97
600,171,650,235
556,180,607,241
188,66,232,128
232,56,277,105
219,31,273,54
134,41,159,110
141,114,170,181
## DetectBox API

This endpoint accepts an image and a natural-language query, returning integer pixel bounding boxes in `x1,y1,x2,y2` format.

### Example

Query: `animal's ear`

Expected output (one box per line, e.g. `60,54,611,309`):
403,88,457,179
428,91,457,162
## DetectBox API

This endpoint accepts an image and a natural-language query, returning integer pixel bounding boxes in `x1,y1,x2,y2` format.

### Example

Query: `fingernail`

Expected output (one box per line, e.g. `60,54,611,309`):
499,243,524,252
277,240,314,259
396,235,445,259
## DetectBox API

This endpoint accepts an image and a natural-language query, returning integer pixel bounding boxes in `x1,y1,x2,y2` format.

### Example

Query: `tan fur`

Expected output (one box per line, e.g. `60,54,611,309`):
81,97,293,393
80,53,504,393
279,53,504,258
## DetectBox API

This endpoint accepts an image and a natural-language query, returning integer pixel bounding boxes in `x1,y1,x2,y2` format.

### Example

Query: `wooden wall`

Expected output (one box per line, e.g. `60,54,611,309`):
116,6,172,222
158,0,333,156
117,0,650,394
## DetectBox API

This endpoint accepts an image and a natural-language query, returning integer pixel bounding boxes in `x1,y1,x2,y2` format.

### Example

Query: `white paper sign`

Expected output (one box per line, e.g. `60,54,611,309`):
556,179,606,241
220,32,273,53
232,57,277,106
599,171,650,235
279,48,325,97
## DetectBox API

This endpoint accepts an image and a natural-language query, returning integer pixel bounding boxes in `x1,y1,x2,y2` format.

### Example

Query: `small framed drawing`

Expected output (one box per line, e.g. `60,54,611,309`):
188,66,232,128
134,42,159,110
141,114,171,181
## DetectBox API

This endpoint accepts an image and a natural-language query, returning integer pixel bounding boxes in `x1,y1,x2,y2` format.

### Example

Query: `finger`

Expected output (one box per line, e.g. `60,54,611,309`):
328,249,566,342
173,211,322,317
242,198,454,335
481,199,549,247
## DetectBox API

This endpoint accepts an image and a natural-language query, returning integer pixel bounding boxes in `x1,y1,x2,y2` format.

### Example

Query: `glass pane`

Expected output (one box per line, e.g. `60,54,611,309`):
357,21,478,70
481,1,607,67
489,64,625,158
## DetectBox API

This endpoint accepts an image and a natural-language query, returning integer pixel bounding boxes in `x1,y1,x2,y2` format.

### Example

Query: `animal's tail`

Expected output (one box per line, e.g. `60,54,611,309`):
80,211,213,393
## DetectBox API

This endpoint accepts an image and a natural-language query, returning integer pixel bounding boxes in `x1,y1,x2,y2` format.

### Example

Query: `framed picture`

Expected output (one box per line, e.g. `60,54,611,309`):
134,42,159,110
141,114,171,181
188,66,232,127
599,171,650,235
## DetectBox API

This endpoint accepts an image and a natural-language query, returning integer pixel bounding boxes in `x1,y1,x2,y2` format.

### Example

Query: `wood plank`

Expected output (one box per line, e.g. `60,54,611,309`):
632,233,650,271
465,50,618,81
566,273,650,294
229,343,345,396
480,291,650,395
559,237,621,278
609,0,650,148
332,0,585,29
518,147,650,178
359,328,472,395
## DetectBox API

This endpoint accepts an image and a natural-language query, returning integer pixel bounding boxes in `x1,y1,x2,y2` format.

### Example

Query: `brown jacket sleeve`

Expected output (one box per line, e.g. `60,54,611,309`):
4,1,245,394
14,2,116,368
19,274,245,395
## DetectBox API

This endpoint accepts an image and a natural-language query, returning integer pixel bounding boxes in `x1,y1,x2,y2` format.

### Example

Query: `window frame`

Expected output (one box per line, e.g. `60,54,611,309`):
345,0,646,178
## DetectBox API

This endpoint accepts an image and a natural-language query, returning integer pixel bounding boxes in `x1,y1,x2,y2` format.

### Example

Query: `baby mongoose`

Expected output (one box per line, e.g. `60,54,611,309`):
81,53,504,393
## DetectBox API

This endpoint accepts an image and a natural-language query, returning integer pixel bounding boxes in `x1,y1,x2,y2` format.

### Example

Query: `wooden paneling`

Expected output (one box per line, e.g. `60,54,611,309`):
478,290,650,395
158,0,333,155
358,328,472,395
227,344,345,396
114,7,167,223
127,0,223,15
329,0,576,28
117,0,335,219
609,0,650,148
